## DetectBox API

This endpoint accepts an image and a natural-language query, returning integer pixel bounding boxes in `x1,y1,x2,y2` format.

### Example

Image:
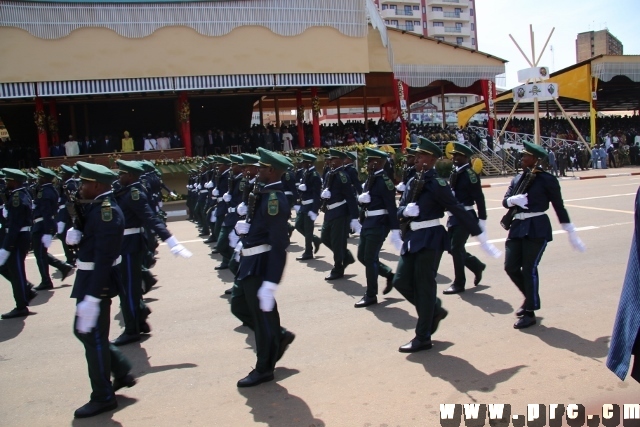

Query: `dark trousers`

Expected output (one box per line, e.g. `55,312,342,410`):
504,237,548,311
230,275,285,373
119,252,145,335
60,223,76,264
74,298,131,402
194,199,205,226
216,225,233,265
294,212,320,255
320,215,353,273
358,226,392,297
212,218,223,244
31,233,66,285
393,248,444,341
5,243,30,309
448,225,485,287
187,196,196,220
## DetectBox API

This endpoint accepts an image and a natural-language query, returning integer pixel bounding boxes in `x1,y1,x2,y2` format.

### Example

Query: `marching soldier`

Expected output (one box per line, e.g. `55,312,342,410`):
0,168,37,319
281,162,298,237
194,162,210,235
443,143,488,295
343,151,362,196
31,166,74,290
186,169,198,221
502,142,585,329
112,160,192,346
203,158,219,244
393,138,500,352
56,164,79,266
214,154,244,270
294,153,322,260
65,162,135,418
231,148,295,387
210,157,231,252
320,149,359,281
354,148,399,307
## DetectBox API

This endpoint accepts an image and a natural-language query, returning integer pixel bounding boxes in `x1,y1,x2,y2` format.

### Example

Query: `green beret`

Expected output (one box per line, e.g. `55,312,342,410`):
217,156,232,165
60,164,76,175
139,160,156,173
241,153,260,166
27,172,38,180
522,141,548,160
301,152,317,162
116,159,146,175
0,170,4,178
230,154,244,165
328,148,347,159
406,148,416,157
365,147,387,159
37,166,60,180
1,168,28,182
206,156,216,162
345,151,357,161
258,147,292,171
450,142,473,158
76,161,118,185
416,137,443,158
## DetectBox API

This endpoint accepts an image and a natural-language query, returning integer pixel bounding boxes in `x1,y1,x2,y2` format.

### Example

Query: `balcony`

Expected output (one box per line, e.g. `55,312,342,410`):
427,0,469,7
429,25,471,36
394,9,415,16
428,10,469,21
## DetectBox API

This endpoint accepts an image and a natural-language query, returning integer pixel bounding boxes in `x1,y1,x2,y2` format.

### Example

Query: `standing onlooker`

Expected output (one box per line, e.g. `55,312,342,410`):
264,128,274,150
205,130,215,155
143,133,157,151
102,134,116,153
282,127,293,151
50,141,65,157
121,131,134,152
65,135,80,157
157,132,170,150
193,132,204,156
547,149,558,176
170,131,182,148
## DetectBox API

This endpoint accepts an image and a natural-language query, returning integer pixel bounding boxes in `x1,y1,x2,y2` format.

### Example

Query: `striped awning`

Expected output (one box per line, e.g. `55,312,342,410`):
174,74,275,90
37,77,174,97
0,82,36,98
592,62,640,83
276,73,365,87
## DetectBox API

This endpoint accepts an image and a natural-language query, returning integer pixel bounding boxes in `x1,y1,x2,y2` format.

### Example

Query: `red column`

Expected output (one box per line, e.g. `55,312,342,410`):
178,92,192,157
48,98,59,144
311,87,320,148
296,89,305,149
35,97,48,159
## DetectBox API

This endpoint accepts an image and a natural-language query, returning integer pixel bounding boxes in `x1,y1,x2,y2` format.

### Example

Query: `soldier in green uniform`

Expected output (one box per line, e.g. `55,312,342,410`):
294,153,322,260
354,148,399,307
320,149,360,280
231,148,295,387
503,142,585,329
214,154,244,270
393,138,501,352
211,157,231,252
343,151,362,196
66,162,135,418
443,143,489,295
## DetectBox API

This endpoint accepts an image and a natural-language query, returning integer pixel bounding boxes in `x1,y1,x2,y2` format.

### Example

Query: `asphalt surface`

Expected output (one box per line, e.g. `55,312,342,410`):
1,173,639,426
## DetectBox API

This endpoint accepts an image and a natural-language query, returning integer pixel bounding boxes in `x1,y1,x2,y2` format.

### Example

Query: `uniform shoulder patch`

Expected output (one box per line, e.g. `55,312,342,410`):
313,171,319,178
284,172,291,181
12,192,20,207
436,178,448,187
340,172,348,184
383,175,394,190
239,180,245,192
467,168,478,184
37,190,43,199
267,192,279,216
101,198,112,222
131,187,140,201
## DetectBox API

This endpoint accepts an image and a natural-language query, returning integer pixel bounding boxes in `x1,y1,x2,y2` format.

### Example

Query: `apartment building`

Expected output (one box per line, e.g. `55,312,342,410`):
576,29,623,63
375,0,478,50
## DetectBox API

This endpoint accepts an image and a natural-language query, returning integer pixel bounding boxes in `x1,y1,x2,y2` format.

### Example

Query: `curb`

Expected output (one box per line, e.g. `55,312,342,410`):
481,171,640,188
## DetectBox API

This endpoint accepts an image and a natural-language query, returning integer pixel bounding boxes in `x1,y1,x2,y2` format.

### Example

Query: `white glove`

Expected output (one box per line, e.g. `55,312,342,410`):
212,188,220,197
293,205,301,213
403,202,420,217
209,208,217,222
237,202,248,216
169,192,177,197
479,219,487,233
388,229,403,252
233,241,243,262
298,183,307,192
57,221,65,235
350,219,362,234
196,184,202,190
0,248,9,267
321,189,331,199
223,192,232,202
507,193,529,209
475,232,502,258
204,181,212,189
228,230,239,248
308,211,318,222
257,281,278,312
396,183,406,192
65,227,82,245
41,234,53,248
2,207,7,218
358,192,371,204
166,236,193,258
235,220,251,235
75,295,101,334
562,223,586,252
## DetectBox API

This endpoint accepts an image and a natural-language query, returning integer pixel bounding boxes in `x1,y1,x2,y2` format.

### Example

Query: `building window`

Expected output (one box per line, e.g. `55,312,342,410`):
422,6,426,13
423,22,427,29
475,96,480,102
433,22,444,27
437,97,449,103
471,23,475,31
472,38,476,46
390,4,396,9
435,36,444,41
470,8,474,16
455,8,462,13
460,96,467,104
456,37,463,45
390,20,398,26
413,5,419,10
455,22,462,29
385,20,389,24
414,21,421,26
382,4,387,9
432,6,442,11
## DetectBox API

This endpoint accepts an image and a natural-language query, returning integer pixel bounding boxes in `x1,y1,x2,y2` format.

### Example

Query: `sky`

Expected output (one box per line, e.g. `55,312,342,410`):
475,0,640,89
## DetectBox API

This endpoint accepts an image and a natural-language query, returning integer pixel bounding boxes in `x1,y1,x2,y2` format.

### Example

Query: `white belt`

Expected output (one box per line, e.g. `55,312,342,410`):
59,204,65,210
409,219,442,231
514,212,546,220
34,217,43,223
301,199,313,205
228,208,236,213
200,190,208,193
217,197,224,202
20,226,31,232
284,191,294,196
241,244,272,256
327,200,346,210
365,209,388,217
123,227,143,235
446,205,475,216
77,255,122,270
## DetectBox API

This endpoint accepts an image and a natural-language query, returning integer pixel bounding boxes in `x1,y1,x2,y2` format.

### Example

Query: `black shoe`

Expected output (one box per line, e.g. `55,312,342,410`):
237,369,274,388
74,399,118,418
344,251,355,267
1,307,30,319
313,238,321,254
443,284,465,295
399,338,433,353
515,306,526,317
224,287,233,295
198,232,209,237
142,275,157,295
325,270,344,281
111,332,141,346
28,289,38,302
296,253,313,261
214,263,229,270
203,236,217,244
514,314,536,329
139,321,151,334
474,264,486,286
34,282,54,291
354,295,377,308
431,307,448,335
60,264,75,281
211,248,220,254
277,331,296,362
113,374,136,392
382,274,394,295
288,226,294,238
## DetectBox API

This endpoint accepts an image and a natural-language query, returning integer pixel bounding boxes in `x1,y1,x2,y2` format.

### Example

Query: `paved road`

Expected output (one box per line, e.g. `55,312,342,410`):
1,174,639,426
